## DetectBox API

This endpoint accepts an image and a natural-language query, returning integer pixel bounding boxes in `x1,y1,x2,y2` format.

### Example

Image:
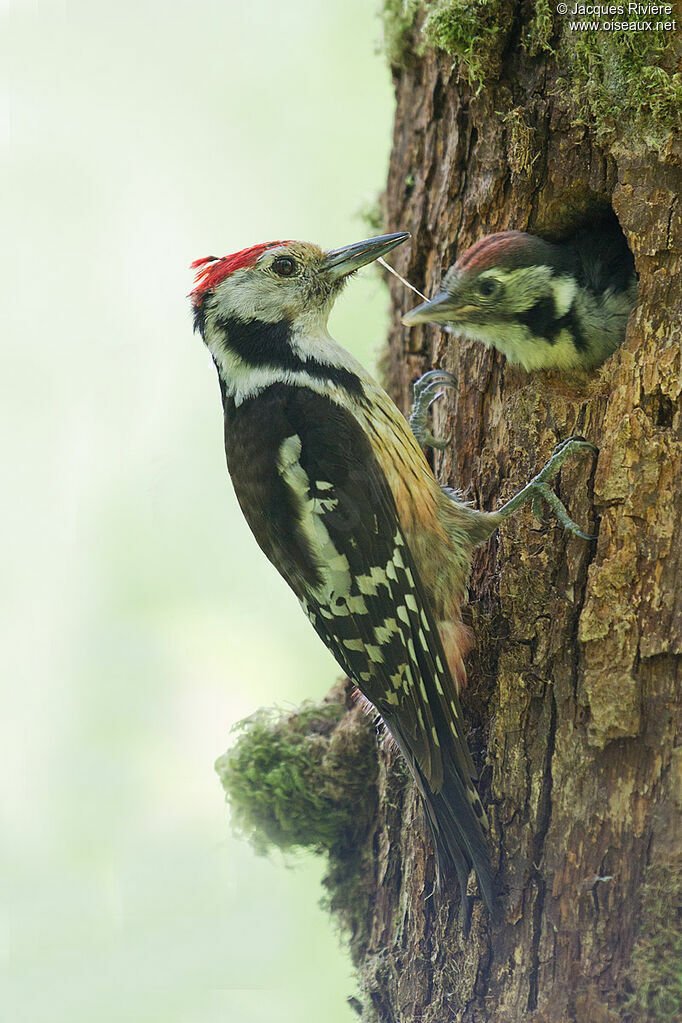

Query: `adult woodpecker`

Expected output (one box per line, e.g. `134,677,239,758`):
402,224,637,372
190,232,595,912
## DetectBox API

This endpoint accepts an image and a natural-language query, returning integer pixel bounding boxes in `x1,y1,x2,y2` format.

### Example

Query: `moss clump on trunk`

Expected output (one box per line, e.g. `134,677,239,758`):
382,2,680,154
382,0,513,85
562,28,682,156
421,0,513,87
216,692,376,855
216,687,381,957
382,0,421,69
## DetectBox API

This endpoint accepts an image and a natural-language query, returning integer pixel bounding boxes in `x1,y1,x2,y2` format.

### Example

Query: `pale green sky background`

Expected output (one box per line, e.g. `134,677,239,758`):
2,2,395,1020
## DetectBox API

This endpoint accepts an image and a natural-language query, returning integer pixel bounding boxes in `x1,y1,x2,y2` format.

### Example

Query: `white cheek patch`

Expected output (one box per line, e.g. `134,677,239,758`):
496,265,554,313
551,275,578,316
212,264,301,325
212,269,262,323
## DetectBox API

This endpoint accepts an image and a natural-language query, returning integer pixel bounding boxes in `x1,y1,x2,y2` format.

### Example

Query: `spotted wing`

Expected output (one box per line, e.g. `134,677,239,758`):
273,388,479,797
224,383,492,904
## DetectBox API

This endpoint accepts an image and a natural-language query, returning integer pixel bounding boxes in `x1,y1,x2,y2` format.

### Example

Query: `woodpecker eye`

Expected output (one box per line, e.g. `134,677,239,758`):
272,256,298,277
478,277,500,298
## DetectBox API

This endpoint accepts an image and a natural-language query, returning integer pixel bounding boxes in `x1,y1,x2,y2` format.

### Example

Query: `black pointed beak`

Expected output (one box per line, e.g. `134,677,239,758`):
321,232,409,280
402,289,473,326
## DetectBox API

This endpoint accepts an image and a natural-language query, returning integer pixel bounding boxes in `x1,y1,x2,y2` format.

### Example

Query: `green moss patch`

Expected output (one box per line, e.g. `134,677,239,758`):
216,697,377,855
382,0,512,87
382,0,421,69
625,862,682,1022
561,28,682,155
216,694,381,957
421,0,513,88
381,3,679,155
523,0,555,56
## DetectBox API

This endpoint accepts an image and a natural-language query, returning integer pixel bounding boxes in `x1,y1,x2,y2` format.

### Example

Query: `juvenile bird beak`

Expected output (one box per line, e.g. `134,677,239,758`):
322,232,409,280
402,290,472,326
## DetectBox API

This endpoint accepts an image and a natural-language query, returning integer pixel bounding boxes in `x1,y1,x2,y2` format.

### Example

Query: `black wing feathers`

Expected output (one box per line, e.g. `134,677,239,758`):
223,383,493,908
573,218,636,294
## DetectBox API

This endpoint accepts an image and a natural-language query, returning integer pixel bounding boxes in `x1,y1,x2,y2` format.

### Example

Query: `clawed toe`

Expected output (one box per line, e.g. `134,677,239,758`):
409,370,457,449
538,436,598,485
414,369,457,392
529,482,596,538
496,436,598,540
551,436,598,458
426,431,452,451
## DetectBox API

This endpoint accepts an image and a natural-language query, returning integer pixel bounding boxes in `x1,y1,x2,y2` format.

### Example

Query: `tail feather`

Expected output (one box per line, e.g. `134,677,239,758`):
418,755,497,914
386,717,497,914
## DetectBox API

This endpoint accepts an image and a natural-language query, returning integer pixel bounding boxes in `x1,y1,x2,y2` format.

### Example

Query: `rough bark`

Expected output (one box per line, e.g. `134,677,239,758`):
346,6,681,1021
221,7,681,1021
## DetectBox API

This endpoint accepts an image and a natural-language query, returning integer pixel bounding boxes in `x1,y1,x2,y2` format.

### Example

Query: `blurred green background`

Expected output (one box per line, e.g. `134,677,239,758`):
2,2,394,1020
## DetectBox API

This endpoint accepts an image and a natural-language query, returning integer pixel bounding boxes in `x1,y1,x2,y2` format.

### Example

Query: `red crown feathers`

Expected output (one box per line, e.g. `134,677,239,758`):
455,231,555,274
190,241,288,302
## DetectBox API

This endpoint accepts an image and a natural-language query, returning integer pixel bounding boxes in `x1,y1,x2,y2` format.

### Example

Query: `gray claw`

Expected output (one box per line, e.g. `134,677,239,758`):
497,436,598,539
529,482,596,539
409,370,457,449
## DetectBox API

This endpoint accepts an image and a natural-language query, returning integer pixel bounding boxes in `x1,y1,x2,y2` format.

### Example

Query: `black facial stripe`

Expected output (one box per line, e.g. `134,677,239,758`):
516,294,559,341
193,300,207,337
516,290,594,351
217,315,296,368
516,298,591,353
215,315,365,396
559,308,589,351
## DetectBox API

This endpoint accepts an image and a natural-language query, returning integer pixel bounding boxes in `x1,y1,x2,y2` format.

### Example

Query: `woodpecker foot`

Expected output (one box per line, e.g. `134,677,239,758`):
409,369,456,450
497,437,598,540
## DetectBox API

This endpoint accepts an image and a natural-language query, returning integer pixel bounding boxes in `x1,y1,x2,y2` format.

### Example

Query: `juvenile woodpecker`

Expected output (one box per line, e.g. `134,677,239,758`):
402,224,637,372
190,233,595,912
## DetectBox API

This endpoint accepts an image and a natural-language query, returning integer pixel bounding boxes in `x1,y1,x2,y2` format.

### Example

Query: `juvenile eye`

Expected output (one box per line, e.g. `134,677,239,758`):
478,277,500,298
272,256,298,277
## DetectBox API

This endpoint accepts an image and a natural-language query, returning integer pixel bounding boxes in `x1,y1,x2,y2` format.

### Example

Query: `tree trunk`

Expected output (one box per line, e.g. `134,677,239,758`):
221,6,681,1021
352,5,681,1020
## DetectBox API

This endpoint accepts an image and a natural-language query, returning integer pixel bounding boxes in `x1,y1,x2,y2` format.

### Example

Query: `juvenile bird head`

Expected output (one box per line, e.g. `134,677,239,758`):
402,229,636,372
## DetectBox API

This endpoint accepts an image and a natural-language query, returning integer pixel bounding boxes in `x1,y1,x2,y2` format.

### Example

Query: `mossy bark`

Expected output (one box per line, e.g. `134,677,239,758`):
350,6,680,1021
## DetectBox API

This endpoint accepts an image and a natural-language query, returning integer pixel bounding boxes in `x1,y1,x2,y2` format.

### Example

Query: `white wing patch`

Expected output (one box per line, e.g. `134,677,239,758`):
277,434,351,601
